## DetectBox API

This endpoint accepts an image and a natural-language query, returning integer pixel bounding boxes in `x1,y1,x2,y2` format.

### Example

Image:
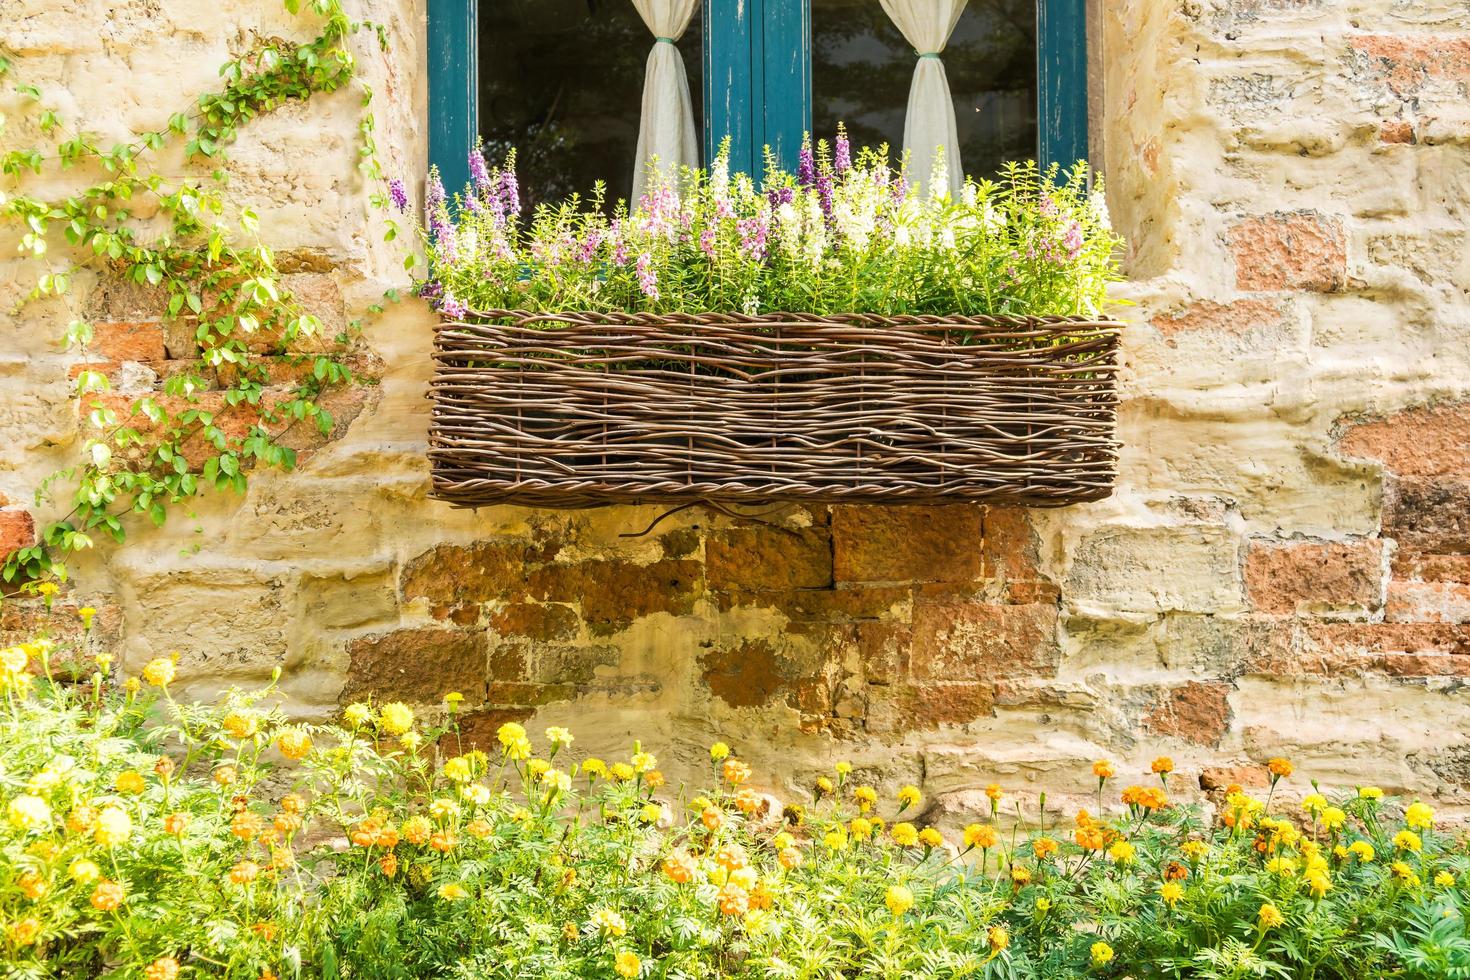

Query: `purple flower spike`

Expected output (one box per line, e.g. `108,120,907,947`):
469,147,490,192
766,186,794,209
834,129,851,175
438,291,466,319
797,138,816,189
498,169,521,219
426,169,445,213
389,178,409,213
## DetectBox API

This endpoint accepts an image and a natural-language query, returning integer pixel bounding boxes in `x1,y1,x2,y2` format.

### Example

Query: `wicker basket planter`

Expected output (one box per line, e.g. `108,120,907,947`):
427,310,1120,509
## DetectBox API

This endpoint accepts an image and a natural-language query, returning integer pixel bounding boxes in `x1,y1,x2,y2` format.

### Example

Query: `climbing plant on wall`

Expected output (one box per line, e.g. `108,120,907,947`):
0,0,397,586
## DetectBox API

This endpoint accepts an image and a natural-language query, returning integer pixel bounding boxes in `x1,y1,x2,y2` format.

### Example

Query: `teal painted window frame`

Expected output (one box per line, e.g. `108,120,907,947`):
428,0,1087,192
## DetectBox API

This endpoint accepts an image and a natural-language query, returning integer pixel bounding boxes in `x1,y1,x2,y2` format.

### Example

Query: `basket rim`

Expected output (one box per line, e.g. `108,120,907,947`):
438,308,1122,328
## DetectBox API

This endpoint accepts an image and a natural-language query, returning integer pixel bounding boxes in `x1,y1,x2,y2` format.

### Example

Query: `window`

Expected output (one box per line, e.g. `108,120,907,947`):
427,0,1086,198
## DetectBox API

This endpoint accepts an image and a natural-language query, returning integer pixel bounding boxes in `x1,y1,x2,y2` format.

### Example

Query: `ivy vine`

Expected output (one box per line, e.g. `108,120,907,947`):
0,0,402,586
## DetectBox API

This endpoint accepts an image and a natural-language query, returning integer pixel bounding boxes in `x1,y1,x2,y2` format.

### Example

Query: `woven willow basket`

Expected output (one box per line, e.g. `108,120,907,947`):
427,310,1120,508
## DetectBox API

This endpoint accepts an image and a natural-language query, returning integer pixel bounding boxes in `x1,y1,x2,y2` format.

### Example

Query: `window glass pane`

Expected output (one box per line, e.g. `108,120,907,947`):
811,0,1037,180
479,1,703,210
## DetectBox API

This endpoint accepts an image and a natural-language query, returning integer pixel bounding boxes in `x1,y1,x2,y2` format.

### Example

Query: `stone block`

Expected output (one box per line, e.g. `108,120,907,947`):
0,509,36,558
1066,525,1243,614
706,525,832,591
1230,211,1346,292
832,504,982,584
1383,477,1470,553
1244,539,1385,616
342,626,487,704
1338,402,1470,478
910,602,1060,682
1143,681,1234,747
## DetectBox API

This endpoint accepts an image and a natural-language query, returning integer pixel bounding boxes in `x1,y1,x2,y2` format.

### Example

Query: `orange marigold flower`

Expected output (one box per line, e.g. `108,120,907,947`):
1151,756,1174,775
231,811,264,842
466,818,493,840
8,917,41,946
273,812,302,834
985,783,1003,802
429,830,457,853
715,845,747,871
1032,837,1059,859
281,794,305,815
663,852,696,883
723,759,752,785
163,812,188,837
645,770,666,788
270,847,294,870
278,730,313,761
402,815,432,845
379,852,398,878
1075,826,1106,851
1267,757,1293,779
154,756,176,780
66,804,97,835
251,922,279,942
717,882,749,916
777,846,803,870
17,870,48,900
750,880,774,911
228,860,261,886
1092,760,1116,779
90,879,125,911
701,806,724,831
735,788,761,814
115,770,147,795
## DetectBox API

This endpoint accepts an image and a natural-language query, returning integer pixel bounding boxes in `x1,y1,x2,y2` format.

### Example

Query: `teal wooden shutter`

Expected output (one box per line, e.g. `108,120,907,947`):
704,0,810,178
428,0,478,195
1037,0,1088,169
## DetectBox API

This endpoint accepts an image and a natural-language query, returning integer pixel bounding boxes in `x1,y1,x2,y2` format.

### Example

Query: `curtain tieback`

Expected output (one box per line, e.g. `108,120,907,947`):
654,36,678,45
916,50,942,59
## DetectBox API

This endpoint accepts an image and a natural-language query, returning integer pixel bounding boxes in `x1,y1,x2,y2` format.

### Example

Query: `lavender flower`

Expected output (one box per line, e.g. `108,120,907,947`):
635,252,659,300
737,213,769,261
816,170,835,225
834,127,851,175
1063,221,1085,260
389,178,409,213
766,186,794,209
438,291,466,319
699,228,716,260
797,138,816,189
426,168,445,214
498,168,521,219
469,146,490,192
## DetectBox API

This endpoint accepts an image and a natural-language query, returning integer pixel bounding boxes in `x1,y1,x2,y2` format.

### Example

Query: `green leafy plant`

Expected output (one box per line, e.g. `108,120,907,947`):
415,132,1122,322
2,623,1466,979
0,0,394,586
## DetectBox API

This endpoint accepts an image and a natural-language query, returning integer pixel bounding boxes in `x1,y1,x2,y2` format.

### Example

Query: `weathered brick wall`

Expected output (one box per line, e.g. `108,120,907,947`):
2,0,1469,816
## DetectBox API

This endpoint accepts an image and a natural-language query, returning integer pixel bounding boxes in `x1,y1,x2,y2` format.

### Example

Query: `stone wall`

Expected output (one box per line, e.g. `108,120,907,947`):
2,0,1470,818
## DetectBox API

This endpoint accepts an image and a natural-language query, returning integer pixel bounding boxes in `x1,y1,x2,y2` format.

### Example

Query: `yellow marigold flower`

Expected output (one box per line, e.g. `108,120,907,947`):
1091,941,1114,966
444,756,473,783
94,806,132,846
640,802,663,824
461,783,492,806
438,882,468,901
1359,786,1384,800
214,765,238,787
1406,802,1435,831
17,870,47,900
1258,903,1284,929
545,726,574,747
1093,760,1115,780
0,646,28,675
430,797,462,821
1436,870,1455,887
897,785,922,809
1181,840,1208,861
823,828,848,852
69,858,101,883
1266,857,1298,877
378,702,414,736
497,722,526,746
631,751,657,774
987,925,1009,952
583,758,607,778
527,758,551,778
144,957,180,980
778,846,803,870
343,702,372,727
1032,837,1059,860
1035,897,1052,913
1320,806,1347,831
891,822,919,847
1302,793,1328,814
816,776,835,795
958,824,994,850
985,783,1003,802
1161,881,1183,906
835,761,853,776
710,741,731,760
444,691,464,705
142,657,176,687
729,867,757,890
610,762,635,781
9,917,41,946
91,879,125,911
278,730,312,761
884,884,914,916
93,652,112,672
1151,756,1173,775
229,860,261,886
919,827,944,849
1108,839,1136,864
850,817,873,841
7,794,51,832
614,951,641,978
592,909,628,937
1394,830,1422,853
1391,860,1419,885
1010,864,1032,885
854,785,878,811
772,831,795,849
402,815,432,845
723,759,750,785
1267,757,1293,779
1306,870,1332,898
222,711,259,740
116,770,147,795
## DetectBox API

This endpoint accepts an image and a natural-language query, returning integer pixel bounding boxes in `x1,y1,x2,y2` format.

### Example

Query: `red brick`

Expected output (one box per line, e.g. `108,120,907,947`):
1338,403,1470,478
400,539,552,607
92,320,165,364
910,602,1059,682
1383,477,1470,553
699,639,791,708
706,525,832,591
489,602,579,641
832,505,982,584
1350,35,1470,97
527,559,701,635
1143,681,1233,747
341,627,487,703
1199,765,1271,791
1150,298,1285,338
1244,539,1384,615
1230,211,1347,292
1246,619,1470,677
1393,552,1470,584
1386,580,1470,624
0,510,35,558
980,507,1046,582
1379,120,1415,144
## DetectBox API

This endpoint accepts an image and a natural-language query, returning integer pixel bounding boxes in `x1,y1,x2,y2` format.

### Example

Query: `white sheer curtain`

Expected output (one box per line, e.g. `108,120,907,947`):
631,0,700,203
879,0,967,198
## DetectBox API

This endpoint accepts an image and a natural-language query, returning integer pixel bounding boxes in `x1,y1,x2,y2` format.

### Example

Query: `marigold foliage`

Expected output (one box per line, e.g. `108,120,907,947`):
0,630,1467,978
